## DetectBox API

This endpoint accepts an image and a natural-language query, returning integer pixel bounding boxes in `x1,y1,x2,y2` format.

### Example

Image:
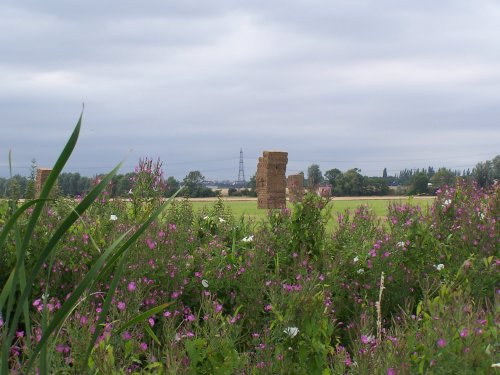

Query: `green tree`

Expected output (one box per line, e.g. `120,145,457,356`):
25,159,37,199
363,177,389,196
341,168,364,196
8,177,21,201
408,172,429,195
165,176,180,197
247,174,257,197
430,168,456,189
473,161,494,188
111,173,134,197
383,168,388,179
0,178,7,198
492,155,500,180
183,170,208,197
324,168,342,186
307,164,323,189
248,174,256,191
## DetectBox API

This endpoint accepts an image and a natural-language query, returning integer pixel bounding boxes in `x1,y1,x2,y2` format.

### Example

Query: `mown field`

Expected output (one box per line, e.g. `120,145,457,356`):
190,196,435,230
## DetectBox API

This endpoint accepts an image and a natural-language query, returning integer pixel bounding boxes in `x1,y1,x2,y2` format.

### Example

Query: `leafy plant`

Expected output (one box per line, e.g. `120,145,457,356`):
0,111,178,374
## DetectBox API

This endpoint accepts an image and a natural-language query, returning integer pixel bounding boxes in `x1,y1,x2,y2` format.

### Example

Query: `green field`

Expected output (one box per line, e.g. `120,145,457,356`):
189,196,435,229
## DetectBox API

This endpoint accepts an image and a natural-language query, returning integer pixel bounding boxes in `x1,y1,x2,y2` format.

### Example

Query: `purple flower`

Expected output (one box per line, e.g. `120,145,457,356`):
127,282,137,292
140,342,148,351
345,356,352,366
117,301,126,311
437,338,446,348
361,334,374,344
387,368,396,375
146,238,156,250
460,328,468,338
215,303,223,313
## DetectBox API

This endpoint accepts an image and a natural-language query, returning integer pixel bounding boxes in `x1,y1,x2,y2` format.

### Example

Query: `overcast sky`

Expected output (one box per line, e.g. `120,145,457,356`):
1,0,499,181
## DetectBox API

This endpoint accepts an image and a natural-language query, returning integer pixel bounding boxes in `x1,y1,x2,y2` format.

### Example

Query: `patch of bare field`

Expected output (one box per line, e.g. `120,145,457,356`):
183,196,435,202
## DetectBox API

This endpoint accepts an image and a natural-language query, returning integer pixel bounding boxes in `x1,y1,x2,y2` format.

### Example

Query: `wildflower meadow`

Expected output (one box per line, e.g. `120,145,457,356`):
1,116,499,374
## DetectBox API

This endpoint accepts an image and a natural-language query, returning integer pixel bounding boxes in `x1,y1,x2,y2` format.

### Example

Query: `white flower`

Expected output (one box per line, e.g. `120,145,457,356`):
434,264,445,271
128,189,133,195
110,214,118,221
396,241,405,248
219,217,226,223
357,268,365,274
203,215,209,220
353,256,359,263
201,279,209,288
491,363,500,368
479,212,485,220
283,327,299,338
443,199,452,206
242,235,254,243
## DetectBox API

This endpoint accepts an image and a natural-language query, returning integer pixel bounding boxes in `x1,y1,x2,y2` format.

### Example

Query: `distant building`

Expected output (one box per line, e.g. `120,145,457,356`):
316,184,332,197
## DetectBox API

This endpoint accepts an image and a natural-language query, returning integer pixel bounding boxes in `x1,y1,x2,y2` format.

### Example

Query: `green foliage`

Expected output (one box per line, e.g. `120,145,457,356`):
130,157,167,220
430,167,456,190
268,192,330,265
1,134,498,373
0,112,177,374
165,176,181,197
408,171,429,195
183,171,217,198
289,193,330,258
307,164,323,189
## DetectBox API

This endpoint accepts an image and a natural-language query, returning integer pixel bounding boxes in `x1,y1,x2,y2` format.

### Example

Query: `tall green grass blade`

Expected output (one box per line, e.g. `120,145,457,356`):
0,271,14,313
112,302,173,337
24,230,130,372
8,150,12,178
7,169,123,373
40,294,48,375
9,216,33,350
40,245,59,375
144,324,161,346
98,190,181,281
83,192,180,365
16,246,32,350
2,113,82,374
0,199,46,313
7,160,122,340
84,249,130,364
0,198,47,343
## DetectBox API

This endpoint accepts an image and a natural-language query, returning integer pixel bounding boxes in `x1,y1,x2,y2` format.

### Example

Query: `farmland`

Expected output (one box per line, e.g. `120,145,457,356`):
0,123,498,374
189,196,435,227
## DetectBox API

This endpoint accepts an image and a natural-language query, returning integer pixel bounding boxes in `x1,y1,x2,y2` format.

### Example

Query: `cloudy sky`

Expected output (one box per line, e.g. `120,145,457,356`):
1,0,499,181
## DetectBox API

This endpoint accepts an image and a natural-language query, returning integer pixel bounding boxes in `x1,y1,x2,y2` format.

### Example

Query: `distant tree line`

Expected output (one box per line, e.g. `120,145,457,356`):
0,169,216,199
302,154,499,196
306,165,390,196
1,155,498,199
